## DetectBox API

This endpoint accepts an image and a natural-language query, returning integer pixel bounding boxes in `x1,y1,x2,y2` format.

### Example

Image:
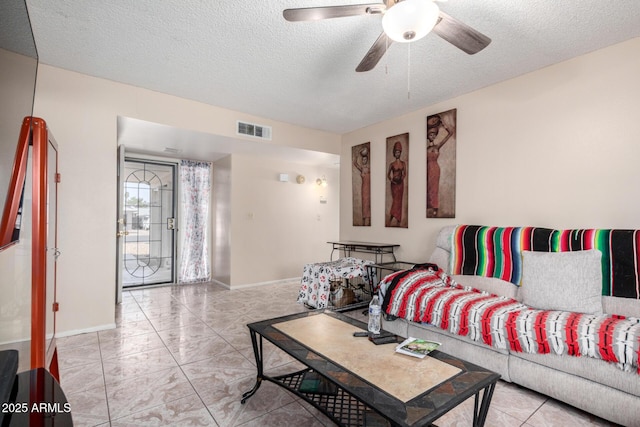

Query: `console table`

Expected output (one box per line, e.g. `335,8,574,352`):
327,241,399,263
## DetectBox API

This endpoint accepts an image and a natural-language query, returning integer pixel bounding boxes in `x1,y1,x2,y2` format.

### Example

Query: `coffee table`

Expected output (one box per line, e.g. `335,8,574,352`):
241,310,499,426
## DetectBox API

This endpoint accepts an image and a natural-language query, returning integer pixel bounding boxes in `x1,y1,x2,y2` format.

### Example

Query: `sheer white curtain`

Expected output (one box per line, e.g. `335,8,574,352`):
178,160,211,284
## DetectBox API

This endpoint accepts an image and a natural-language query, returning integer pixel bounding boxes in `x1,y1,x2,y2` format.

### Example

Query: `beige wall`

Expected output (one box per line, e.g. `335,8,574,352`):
229,154,339,287
341,37,640,263
0,164,32,344
29,65,341,335
212,155,232,286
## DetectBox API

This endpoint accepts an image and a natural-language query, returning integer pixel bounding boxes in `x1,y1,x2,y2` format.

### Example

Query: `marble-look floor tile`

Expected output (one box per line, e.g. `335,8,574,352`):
157,322,220,347
209,318,255,349
134,296,182,312
98,318,156,341
57,341,102,370
168,335,236,365
115,308,148,325
490,380,546,422
57,331,99,350
115,300,142,313
200,375,296,427
181,351,256,395
433,394,525,427
235,400,328,427
527,398,616,427
66,385,109,427
142,303,193,319
59,361,105,395
99,330,166,361
105,366,196,419
101,347,178,385
148,312,206,332
110,394,216,426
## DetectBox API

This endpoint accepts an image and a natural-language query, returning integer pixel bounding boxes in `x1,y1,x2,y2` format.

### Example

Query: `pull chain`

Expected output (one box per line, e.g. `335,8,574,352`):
385,36,389,75
407,43,411,100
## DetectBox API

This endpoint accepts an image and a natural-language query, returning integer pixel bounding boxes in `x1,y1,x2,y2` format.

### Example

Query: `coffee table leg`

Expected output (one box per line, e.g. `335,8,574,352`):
472,382,496,427
241,330,264,404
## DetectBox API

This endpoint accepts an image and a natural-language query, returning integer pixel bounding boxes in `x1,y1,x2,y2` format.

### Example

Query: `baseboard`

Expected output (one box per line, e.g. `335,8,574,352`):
55,323,116,338
231,277,301,290
211,279,230,289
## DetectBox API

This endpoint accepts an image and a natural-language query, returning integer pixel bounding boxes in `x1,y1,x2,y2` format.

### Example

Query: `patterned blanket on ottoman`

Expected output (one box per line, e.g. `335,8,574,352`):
297,257,374,309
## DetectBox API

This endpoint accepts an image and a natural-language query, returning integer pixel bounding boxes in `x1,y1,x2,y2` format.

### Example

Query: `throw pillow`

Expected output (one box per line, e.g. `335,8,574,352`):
520,250,603,314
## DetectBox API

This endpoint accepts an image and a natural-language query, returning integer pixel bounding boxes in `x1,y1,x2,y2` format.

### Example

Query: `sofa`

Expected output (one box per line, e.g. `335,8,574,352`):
381,225,640,426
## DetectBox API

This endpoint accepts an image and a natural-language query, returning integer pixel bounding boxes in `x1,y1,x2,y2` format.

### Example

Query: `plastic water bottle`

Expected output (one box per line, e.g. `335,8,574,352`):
368,295,381,335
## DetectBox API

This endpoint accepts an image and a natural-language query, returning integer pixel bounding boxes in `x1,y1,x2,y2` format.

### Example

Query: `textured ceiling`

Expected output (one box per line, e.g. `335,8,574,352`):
26,0,640,135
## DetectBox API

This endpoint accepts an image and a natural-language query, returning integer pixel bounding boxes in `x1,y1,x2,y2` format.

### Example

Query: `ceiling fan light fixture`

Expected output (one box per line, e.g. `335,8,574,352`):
382,0,440,43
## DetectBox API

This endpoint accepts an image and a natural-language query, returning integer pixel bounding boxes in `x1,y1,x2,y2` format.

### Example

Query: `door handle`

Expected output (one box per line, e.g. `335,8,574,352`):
117,230,130,237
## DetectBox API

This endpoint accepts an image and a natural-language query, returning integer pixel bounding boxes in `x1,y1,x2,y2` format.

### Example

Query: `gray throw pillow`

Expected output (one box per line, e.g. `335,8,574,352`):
520,250,603,314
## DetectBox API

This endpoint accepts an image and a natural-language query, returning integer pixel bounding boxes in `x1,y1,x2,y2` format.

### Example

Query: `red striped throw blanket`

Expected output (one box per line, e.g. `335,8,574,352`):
380,265,640,374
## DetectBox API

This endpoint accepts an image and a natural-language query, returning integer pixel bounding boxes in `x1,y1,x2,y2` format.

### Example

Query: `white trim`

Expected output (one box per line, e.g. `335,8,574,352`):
0,337,30,347
230,277,301,290
55,323,117,338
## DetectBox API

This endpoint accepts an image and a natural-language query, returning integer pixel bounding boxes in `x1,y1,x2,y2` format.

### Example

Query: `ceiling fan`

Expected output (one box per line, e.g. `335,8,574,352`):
283,0,491,72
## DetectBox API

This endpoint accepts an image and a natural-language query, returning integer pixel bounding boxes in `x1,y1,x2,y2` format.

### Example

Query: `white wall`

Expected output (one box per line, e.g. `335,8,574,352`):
340,37,640,263
30,65,341,335
229,154,339,287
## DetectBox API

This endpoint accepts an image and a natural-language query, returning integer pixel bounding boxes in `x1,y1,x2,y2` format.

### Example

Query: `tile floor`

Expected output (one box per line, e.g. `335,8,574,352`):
56,281,619,426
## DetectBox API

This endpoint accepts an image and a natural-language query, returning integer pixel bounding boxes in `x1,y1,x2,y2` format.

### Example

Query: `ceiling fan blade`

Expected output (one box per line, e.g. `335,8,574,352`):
356,32,392,72
283,4,385,22
432,11,491,55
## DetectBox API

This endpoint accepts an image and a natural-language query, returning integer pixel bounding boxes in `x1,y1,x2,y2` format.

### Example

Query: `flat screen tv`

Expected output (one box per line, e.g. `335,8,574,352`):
0,0,38,250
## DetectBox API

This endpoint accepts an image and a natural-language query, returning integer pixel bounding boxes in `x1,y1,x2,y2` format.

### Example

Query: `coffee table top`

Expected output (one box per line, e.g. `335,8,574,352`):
247,310,500,427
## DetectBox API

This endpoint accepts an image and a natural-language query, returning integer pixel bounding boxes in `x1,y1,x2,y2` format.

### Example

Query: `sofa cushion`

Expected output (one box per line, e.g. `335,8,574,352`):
602,296,640,318
428,247,451,273
520,250,603,314
451,275,519,300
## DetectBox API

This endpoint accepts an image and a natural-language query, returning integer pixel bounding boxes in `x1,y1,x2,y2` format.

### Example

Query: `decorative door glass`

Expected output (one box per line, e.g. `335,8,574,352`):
122,160,176,287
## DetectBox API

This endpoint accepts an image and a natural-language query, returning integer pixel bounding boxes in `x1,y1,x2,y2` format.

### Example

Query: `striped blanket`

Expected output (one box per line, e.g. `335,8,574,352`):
381,265,640,373
450,225,640,298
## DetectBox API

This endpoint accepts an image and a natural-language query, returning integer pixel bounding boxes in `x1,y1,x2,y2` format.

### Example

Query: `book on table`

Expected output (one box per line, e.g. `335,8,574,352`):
395,337,441,359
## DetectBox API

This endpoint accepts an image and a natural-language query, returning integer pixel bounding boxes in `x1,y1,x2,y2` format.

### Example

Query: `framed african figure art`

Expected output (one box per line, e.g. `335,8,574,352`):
426,109,456,218
352,142,371,226
385,133,409,228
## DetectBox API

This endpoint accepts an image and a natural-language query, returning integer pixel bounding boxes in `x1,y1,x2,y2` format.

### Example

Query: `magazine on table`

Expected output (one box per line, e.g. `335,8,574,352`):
395,337,441,359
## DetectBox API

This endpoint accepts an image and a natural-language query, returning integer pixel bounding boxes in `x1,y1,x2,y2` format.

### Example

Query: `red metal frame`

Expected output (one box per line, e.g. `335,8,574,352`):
30,117,49,370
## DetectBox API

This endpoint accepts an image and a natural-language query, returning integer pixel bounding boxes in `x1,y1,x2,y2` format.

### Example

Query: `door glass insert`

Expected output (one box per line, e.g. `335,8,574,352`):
122,160,176,287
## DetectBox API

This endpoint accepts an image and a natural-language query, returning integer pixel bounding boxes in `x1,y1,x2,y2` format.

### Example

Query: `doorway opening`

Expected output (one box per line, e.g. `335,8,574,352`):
120,159,177,288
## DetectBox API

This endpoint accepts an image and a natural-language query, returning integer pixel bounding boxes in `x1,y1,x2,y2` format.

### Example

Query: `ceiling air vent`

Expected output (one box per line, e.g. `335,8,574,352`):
237,121,272,140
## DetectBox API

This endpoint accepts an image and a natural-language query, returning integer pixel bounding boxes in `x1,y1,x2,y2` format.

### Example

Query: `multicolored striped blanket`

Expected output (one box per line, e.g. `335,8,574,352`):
450,225,640,298
380,265,640,373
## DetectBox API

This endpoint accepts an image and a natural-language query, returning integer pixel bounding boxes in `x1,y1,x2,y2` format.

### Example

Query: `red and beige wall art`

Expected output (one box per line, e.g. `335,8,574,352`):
426,109,456,218
351,142,371,226
385,133,409,228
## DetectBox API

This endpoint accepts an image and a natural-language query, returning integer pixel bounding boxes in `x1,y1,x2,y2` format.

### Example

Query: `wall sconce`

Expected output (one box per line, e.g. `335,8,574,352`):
296,175,305,184
316,176,328,187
